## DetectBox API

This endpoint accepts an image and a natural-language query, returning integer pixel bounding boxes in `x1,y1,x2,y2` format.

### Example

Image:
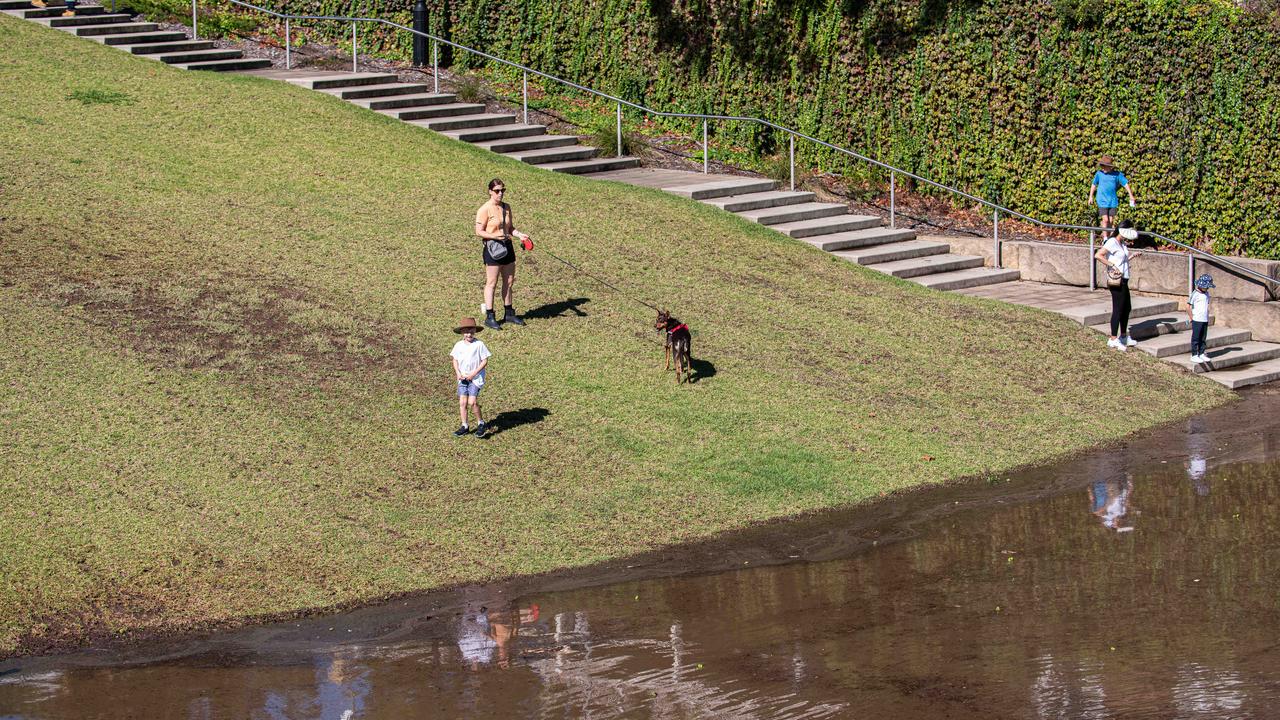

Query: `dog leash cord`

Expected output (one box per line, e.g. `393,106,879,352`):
543,250,661,312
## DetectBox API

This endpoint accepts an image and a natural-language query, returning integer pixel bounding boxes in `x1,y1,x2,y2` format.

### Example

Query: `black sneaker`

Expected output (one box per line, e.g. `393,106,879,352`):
452,425,470,437
475,422,489,438
503,308,526,326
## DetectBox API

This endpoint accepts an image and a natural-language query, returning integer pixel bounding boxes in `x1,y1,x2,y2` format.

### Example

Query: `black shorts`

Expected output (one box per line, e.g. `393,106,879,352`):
483,239,516,267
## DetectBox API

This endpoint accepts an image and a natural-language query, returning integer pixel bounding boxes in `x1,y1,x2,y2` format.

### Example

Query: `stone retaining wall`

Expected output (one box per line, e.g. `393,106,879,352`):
938,235,1280,342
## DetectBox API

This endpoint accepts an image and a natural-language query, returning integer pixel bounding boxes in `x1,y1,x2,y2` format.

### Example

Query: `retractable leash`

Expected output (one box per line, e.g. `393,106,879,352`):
536,245,661,313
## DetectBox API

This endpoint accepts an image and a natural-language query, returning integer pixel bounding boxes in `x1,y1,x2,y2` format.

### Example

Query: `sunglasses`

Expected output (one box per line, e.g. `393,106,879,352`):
491,187,506,194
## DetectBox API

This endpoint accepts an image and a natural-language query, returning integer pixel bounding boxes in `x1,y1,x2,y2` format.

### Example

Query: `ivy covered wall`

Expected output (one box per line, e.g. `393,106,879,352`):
273,0,1280,258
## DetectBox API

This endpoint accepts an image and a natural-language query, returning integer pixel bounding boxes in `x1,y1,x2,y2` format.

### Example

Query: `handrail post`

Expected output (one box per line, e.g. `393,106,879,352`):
889,171,896,229
702,119,708,174
522,70,528,125
1188,253,1195,297
788,133,795,191
615,103,622,159
191,0,197,38
432,41,438,94
1089,230,1096,291
284,18,290,69
351,21,357,73
993,210,1001,269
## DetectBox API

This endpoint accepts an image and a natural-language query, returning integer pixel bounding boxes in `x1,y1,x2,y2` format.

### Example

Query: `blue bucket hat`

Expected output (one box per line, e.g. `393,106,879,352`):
1195,274,1215,290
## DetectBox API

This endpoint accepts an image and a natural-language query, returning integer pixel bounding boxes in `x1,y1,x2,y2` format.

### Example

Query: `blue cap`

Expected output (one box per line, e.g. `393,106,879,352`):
1195,274,1215,290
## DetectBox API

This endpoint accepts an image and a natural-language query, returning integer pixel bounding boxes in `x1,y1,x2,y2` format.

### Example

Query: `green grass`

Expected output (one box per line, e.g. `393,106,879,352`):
0,15,1233,656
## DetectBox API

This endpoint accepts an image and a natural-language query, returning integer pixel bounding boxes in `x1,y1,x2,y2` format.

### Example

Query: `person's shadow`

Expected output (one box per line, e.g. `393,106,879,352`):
522,298,590,320
487,407,550,436
688,357,716,383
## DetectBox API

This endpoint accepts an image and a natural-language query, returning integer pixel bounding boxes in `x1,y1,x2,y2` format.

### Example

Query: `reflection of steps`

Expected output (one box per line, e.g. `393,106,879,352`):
4,0,271,70
283,72,641,175
960,281,1280,389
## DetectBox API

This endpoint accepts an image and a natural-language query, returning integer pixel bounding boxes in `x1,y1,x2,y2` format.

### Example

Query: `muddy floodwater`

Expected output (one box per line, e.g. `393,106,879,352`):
3,391,1280,719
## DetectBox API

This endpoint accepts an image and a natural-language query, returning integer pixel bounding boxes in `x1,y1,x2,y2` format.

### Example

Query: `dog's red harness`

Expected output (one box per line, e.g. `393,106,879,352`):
668,323,688,335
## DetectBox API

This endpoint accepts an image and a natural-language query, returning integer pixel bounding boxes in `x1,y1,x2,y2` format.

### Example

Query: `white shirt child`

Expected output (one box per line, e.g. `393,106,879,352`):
1188,289,1210,323
450,338,492,387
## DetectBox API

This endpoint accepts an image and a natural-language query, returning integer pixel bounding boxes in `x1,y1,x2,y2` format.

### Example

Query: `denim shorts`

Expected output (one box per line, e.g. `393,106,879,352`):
457,380,481,397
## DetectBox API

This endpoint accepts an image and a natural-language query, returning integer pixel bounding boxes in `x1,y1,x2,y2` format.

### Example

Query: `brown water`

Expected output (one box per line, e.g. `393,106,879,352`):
3,392,1280,719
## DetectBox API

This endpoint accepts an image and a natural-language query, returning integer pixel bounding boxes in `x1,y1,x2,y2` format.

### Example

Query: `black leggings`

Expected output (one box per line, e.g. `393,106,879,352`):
1109,280,1131,337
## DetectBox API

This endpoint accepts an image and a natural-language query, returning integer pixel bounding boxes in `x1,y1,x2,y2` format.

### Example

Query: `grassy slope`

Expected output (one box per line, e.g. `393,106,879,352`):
0,16,1232,655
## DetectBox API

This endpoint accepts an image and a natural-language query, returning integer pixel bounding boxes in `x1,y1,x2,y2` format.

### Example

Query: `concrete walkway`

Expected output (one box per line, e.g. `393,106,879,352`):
11,4,1280,388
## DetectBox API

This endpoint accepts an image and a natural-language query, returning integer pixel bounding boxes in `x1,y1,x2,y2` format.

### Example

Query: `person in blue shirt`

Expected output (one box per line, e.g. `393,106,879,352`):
1088,155,1135,233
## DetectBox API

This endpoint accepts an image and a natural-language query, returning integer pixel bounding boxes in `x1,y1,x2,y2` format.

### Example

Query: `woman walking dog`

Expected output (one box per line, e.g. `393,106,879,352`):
1095,219,1145,351
474,178,532,331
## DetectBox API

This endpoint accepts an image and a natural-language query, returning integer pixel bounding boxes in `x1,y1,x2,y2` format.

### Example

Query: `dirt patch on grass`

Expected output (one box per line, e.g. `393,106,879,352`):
43,274,422,380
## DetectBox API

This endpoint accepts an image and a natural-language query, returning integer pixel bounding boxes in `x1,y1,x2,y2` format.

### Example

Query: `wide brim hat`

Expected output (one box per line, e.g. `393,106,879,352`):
1098,155,1116,169
453,316,483,333
1195,274,1216,289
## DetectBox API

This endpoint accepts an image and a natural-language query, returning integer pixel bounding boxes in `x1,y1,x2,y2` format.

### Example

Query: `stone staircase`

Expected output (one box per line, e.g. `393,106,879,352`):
1,0,270,71
961,283,1280,389
662,178,1019,292
286,72,642,176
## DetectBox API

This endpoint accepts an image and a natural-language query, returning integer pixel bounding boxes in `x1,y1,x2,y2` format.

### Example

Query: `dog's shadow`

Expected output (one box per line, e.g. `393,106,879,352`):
487,407,551,436
523,297,590,320
687,357,716,383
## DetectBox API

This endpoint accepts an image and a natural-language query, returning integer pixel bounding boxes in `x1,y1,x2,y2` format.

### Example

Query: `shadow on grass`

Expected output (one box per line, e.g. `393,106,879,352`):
487,407,551,436
688,357,716,383
523,297,590,320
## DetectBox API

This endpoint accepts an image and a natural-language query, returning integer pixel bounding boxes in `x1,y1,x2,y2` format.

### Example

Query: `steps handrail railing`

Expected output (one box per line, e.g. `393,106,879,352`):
205,0,1279,294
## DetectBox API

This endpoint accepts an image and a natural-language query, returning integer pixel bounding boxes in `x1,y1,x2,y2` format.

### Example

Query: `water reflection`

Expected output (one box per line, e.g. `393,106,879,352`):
3,407,1280,718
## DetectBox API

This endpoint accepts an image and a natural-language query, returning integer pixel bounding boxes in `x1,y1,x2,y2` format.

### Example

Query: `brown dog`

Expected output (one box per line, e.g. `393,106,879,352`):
655,309,692,384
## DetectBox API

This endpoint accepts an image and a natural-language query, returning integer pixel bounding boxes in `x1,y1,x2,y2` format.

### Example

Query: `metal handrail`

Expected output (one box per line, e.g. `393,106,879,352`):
196,0,1278,296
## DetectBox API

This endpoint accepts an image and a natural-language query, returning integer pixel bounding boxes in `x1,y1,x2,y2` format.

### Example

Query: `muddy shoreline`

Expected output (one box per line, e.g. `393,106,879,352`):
9,386,1275,668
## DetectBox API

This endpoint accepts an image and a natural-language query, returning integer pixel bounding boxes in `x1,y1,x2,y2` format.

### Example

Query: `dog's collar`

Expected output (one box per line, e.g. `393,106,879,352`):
668,323,688,334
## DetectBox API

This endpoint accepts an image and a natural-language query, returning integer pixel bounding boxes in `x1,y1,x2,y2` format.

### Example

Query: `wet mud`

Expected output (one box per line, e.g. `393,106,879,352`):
3,389,1279,718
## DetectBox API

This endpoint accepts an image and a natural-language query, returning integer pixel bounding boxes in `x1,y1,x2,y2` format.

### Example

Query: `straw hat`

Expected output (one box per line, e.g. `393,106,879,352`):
453,316,483,334
1098,155,1116,169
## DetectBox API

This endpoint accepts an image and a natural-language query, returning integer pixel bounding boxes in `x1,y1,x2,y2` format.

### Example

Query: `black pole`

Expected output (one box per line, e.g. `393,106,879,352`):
412,0,427,67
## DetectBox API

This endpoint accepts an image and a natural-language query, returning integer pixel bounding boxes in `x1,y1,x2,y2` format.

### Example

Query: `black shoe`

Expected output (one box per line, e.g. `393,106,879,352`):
484,311,502,331
503,307,525,326
475,422,489,438
452,425,470,437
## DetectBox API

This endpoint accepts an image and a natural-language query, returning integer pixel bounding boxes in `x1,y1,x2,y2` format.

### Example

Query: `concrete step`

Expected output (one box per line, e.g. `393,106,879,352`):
0,0,63,8
739,202,848,226
288,72,399,90
1169,341,1280,374
409,113,517,131
802,227,918,252
154,48,242,64
99,30,185,45
1057,298,1182,327
474,134,578,153
915,267,1022,291
440,123,546,142
832,239,950,266
507,145,596,165
666,179,777,200
327,82,429,100
770,215,882,239
354,92,456,110
704,190,816,213
46,11,127,25
1089,314,1208,341
392,102,487,121
1191,357,1280,390
1136,327,1253,358
119,39,214,54
542,156,643,175
175,57,271,71
23,5,104,17
868,253,983,279
72,20,155,35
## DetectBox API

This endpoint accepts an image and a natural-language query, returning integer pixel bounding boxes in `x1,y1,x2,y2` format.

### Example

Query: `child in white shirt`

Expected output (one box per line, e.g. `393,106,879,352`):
1186,275,1214,365
449,317,492,437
